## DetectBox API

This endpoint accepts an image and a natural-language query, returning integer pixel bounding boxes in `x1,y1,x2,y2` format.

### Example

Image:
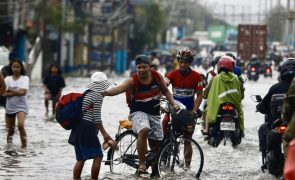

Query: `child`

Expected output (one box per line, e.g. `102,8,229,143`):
4,59,29,148
43,64,66,117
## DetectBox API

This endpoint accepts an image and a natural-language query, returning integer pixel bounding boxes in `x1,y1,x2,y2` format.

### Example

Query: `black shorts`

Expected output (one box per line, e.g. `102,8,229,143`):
6,113,17,118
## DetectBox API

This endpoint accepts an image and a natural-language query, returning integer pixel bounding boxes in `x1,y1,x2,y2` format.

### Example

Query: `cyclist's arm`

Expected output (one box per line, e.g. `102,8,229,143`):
104,78,133,96
158,74,177,107
192,89,203,112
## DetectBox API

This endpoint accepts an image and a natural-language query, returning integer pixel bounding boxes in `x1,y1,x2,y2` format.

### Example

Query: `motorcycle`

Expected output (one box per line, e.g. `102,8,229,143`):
251,94,287,177
207,102,243,148
247,64,259,81
263,64,272,78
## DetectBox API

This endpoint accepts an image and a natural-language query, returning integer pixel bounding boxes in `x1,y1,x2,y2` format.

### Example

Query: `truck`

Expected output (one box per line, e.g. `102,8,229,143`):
237,24,267,62
208,25,237,51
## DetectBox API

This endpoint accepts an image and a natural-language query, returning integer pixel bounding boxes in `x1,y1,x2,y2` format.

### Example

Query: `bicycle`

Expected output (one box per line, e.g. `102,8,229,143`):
105,99,204,178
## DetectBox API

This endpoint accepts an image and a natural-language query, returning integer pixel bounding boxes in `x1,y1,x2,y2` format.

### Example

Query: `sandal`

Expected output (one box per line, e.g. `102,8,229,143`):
135,168,149,176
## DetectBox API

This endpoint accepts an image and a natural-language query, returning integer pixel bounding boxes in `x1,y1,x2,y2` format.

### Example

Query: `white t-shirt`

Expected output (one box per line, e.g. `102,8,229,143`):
5,75,30,114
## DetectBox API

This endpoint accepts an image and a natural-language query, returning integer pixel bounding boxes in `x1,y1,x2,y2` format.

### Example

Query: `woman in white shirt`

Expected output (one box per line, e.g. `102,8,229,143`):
4,59,29,148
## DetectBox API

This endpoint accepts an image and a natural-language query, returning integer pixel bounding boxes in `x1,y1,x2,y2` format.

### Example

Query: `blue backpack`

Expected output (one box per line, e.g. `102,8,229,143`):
55,90,92,130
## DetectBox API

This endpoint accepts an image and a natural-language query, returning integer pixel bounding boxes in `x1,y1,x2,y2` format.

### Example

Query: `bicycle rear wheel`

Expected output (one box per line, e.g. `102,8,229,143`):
109,130,138,174
158,136,204,178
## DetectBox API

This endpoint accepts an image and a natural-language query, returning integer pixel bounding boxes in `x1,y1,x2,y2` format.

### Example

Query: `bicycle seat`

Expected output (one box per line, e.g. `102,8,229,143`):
119,120,133,129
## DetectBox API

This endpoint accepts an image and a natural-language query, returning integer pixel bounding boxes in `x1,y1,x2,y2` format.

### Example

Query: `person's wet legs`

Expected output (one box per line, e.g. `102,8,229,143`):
17,112,27,148
148,138,161,177
45,98,49,116
73,160,85,180
5,116,15,144
91,156,102,180
52,97,58,116
137,128,149,171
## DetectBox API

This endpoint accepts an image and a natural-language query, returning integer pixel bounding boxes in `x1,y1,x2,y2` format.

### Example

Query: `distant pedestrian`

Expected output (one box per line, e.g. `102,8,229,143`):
4,59,29,148
0,52,18,107
68,72,117,180
150,51,160,71
43,64,66,117
129,59,137,77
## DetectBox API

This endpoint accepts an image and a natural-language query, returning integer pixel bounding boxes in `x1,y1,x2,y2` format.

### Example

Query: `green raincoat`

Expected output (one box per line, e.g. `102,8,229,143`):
205,71,244,131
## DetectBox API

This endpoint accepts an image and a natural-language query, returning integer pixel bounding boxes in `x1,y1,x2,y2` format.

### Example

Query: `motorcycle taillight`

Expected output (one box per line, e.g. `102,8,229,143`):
251,67,256,72
222,105,234,110
277,125,287,134
266,68,271,73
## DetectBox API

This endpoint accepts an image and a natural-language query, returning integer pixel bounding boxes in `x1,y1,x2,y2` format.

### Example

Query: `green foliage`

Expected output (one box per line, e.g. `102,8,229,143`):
33,2,89,35
131,1,166,53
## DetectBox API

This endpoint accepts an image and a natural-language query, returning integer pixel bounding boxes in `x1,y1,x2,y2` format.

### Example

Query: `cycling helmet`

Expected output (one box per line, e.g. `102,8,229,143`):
225,52,236,61
279,58,295,80
217,55,235,71
176,49,194,63
212,54,223,67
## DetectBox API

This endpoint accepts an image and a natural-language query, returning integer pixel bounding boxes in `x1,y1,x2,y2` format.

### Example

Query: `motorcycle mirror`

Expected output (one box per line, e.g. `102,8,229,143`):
250,95,263,102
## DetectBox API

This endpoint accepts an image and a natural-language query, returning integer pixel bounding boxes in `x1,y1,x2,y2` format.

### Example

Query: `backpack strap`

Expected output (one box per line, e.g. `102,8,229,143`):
82,90,94,112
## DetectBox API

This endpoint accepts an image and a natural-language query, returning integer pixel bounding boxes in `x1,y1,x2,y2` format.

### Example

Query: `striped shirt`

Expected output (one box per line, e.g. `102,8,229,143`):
82,91,103,124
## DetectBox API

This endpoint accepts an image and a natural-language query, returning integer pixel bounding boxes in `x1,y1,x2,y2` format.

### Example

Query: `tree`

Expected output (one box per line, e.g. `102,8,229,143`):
265,5,287,41
129,1,166,57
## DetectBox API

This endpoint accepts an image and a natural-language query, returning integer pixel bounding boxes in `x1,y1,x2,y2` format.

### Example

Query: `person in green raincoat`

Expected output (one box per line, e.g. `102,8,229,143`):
202,55,244,135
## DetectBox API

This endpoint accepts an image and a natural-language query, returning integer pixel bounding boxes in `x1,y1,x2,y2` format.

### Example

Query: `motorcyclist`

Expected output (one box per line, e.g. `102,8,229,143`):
225,52,245,90
282,76,295,155
248,54,261,70
204,54,222,86
202,56,244,135
256,58,295,166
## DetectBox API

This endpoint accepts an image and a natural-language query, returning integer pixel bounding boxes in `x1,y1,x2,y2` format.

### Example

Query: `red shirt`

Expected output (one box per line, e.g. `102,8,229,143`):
166,69,203,110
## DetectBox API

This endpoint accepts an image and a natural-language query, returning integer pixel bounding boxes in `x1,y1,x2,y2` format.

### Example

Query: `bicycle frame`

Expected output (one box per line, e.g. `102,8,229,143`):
106,98,203,178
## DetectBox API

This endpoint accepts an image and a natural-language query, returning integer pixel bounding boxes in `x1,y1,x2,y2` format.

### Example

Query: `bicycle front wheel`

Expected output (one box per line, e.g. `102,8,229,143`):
158,136,204,178
109,130,138,174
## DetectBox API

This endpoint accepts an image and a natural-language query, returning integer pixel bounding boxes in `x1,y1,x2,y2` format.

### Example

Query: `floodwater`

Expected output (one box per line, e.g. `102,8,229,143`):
0,69,281,180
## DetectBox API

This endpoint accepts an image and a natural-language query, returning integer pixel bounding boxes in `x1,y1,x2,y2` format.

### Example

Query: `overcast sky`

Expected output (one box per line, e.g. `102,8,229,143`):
202,0,288,25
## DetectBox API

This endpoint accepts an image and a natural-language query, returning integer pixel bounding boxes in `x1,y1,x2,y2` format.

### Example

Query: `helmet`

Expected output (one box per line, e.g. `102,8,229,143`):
217,56,235,71
279,58,295,80
225,52,236,61
212,54,223,67
176,49,194,63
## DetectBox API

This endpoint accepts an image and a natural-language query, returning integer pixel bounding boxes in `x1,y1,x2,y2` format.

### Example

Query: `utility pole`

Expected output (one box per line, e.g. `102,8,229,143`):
231,4,235,25
265,0,268,21
87,0,93,76
258,0,261,24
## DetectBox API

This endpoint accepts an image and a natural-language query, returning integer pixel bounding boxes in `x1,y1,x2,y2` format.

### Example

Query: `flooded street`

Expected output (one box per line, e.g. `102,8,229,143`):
0,70,280,180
